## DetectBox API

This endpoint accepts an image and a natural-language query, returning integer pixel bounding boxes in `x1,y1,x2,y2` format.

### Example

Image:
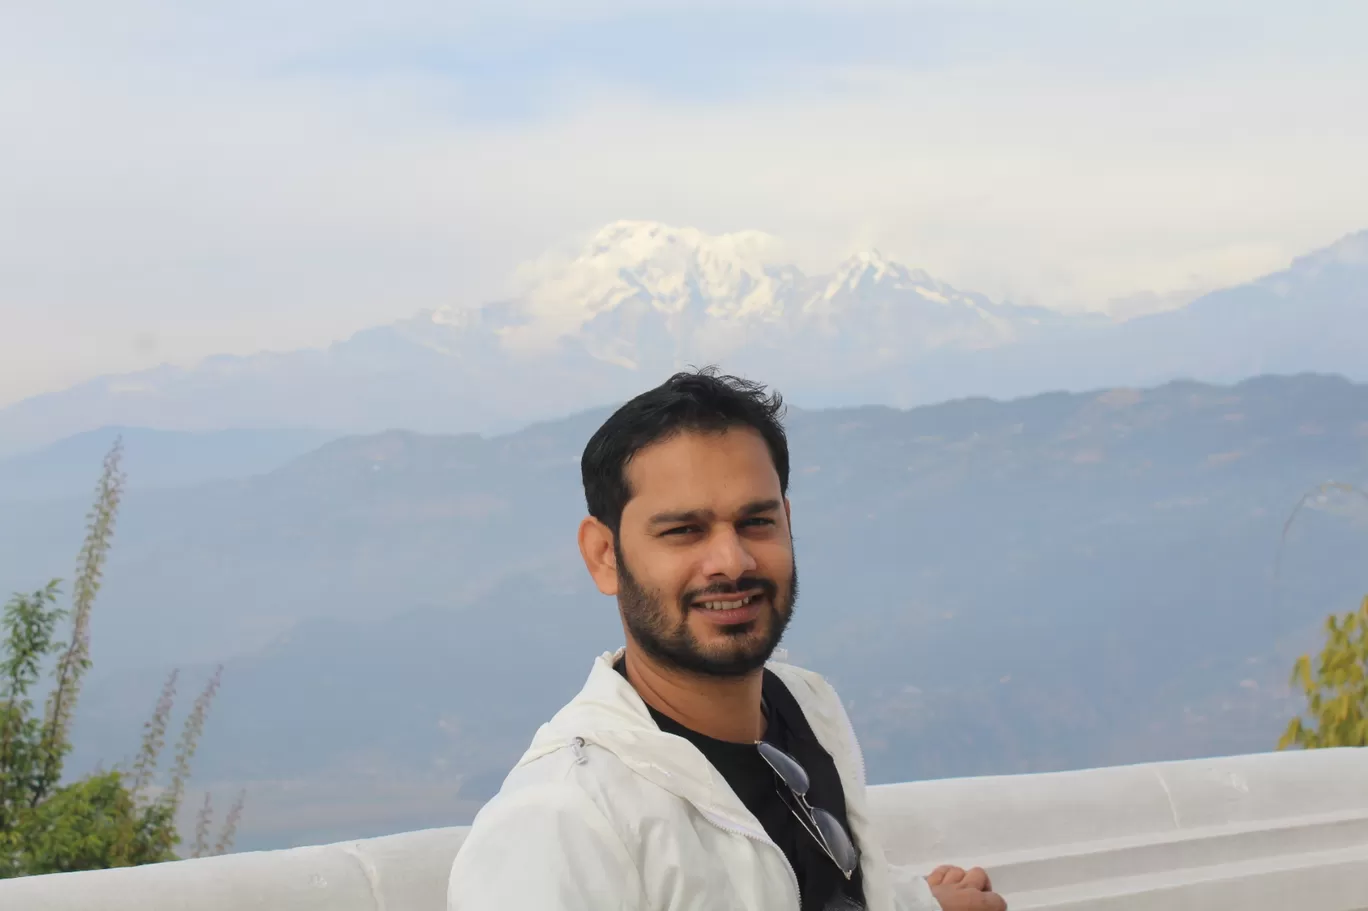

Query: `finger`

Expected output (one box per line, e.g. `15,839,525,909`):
961,867,992,891
976,891,1008,911
927,865,960,886
940,866,966,885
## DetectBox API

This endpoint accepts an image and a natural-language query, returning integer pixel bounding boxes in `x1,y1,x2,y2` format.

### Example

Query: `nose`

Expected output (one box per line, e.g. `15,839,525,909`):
699,526,758,580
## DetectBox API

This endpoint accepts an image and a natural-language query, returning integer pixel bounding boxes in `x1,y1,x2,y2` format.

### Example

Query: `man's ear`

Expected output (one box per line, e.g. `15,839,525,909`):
784,496,792,528
578,516,620,596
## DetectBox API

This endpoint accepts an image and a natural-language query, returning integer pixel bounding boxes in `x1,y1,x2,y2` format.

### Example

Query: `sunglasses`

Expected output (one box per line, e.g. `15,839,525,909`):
755,740,861,879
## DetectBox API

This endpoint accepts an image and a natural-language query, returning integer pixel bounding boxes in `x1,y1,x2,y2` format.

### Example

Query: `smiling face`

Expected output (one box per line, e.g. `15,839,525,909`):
605,426,797,677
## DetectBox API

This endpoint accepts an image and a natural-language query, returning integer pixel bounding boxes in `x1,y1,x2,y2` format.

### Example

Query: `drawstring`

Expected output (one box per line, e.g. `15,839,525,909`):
570,737,588,765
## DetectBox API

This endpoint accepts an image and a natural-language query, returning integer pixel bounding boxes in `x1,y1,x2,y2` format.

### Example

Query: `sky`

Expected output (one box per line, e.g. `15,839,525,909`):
2,0,1367,406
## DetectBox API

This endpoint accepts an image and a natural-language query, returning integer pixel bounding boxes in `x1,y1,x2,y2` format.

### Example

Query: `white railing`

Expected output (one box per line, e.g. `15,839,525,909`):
3,748,1366,910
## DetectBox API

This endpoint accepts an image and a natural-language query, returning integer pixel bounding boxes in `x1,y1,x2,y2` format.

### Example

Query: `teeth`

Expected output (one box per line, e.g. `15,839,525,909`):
701,595,755,611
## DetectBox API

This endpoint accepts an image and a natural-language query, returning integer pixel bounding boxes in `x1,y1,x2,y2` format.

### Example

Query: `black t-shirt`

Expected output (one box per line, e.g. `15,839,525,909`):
614,657,866,911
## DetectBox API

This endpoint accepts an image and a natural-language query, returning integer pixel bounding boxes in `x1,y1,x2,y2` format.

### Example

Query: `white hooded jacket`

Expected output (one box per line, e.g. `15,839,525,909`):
447,648,941,910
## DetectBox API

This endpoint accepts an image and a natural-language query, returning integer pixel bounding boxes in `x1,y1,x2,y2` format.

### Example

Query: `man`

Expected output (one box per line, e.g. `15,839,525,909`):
449,368,1006,911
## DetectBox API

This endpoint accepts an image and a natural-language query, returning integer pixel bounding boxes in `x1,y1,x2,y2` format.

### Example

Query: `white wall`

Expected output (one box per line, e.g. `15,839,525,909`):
3,748,1366,910
872,747,1368,909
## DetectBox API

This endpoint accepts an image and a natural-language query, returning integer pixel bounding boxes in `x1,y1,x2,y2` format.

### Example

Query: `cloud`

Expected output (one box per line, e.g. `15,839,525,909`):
2,1,1367,405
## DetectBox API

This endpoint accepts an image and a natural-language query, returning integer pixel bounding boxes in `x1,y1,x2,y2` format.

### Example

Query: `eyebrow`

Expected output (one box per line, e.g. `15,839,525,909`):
646,499,782,527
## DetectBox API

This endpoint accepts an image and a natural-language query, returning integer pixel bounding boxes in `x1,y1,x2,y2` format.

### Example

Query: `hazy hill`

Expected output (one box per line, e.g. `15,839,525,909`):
2,223,1364,453
0,426,339,501
879,229,1368,405
10,373,1362,848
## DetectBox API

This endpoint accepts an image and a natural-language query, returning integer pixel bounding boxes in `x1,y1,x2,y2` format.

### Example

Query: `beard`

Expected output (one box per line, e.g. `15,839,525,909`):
615,540,797,678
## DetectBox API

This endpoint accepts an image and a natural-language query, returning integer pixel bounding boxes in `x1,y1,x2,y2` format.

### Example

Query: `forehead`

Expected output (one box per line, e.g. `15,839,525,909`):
622,427,780,512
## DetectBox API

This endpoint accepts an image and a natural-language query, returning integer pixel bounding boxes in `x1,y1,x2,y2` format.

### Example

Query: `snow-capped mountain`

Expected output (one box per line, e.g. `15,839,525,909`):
372,220,1069,374
503,221,796,356
1,222,1364,454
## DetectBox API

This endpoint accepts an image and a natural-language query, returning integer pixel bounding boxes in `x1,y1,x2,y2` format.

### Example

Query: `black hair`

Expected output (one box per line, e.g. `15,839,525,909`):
581,366,790,535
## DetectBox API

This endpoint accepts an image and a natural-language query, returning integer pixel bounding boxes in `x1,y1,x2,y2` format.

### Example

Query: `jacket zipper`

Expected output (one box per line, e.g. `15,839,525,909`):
699,809,803,910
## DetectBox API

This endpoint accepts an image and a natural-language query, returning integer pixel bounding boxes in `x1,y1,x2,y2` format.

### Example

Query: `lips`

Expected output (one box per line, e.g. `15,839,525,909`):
689,588,768,626
697,593,759,611
687,579,775,612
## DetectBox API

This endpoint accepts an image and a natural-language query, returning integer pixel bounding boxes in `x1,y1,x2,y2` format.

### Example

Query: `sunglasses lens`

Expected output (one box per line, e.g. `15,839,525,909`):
757,741,810,795
757,742,858,876
813,807,860,875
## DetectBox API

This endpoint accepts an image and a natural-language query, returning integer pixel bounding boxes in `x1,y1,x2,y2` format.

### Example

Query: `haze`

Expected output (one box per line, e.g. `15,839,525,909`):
5,1,1368,405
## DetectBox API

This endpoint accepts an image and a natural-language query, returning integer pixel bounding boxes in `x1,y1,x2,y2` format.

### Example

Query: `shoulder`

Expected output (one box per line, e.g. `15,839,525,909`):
468,738,680,853
482,739,643,822
463,750,620,844
765,660,865,781
450,747,648,907
766,659,844,707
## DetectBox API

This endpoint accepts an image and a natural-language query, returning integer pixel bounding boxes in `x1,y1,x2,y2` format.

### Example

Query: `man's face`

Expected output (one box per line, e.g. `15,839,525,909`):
613,427,797,677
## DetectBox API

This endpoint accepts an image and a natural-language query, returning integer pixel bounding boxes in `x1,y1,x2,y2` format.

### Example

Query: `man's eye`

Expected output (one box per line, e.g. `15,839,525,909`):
662,525,699,536
741,517,775,527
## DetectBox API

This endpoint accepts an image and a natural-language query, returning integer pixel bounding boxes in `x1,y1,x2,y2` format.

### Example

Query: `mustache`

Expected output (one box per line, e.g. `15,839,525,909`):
683,577,777,609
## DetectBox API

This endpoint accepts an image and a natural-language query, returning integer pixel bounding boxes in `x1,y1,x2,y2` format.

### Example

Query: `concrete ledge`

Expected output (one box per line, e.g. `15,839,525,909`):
0,826,471,911
2,749,1365,910
872,748,1368,910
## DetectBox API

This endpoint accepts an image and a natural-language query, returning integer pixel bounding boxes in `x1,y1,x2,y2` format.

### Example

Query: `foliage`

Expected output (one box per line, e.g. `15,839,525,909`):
0,437,243,878
1279,595,1368,749
0,771,178,877
38,438,125,797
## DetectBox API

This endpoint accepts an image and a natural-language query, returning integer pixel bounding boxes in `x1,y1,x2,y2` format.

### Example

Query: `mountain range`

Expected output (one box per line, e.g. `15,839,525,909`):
2,222,1365,455
0,426,338,501
3,373,1364,850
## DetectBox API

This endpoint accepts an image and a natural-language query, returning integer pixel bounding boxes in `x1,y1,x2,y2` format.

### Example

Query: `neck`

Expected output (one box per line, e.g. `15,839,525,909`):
622,644,766,743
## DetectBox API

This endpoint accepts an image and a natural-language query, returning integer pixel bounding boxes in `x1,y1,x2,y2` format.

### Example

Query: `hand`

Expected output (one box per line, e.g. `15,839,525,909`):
926,865,1007,911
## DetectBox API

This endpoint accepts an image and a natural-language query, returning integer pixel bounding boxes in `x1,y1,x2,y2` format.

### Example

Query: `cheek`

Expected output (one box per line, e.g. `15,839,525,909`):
755,540,795,578
638,553,697,605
